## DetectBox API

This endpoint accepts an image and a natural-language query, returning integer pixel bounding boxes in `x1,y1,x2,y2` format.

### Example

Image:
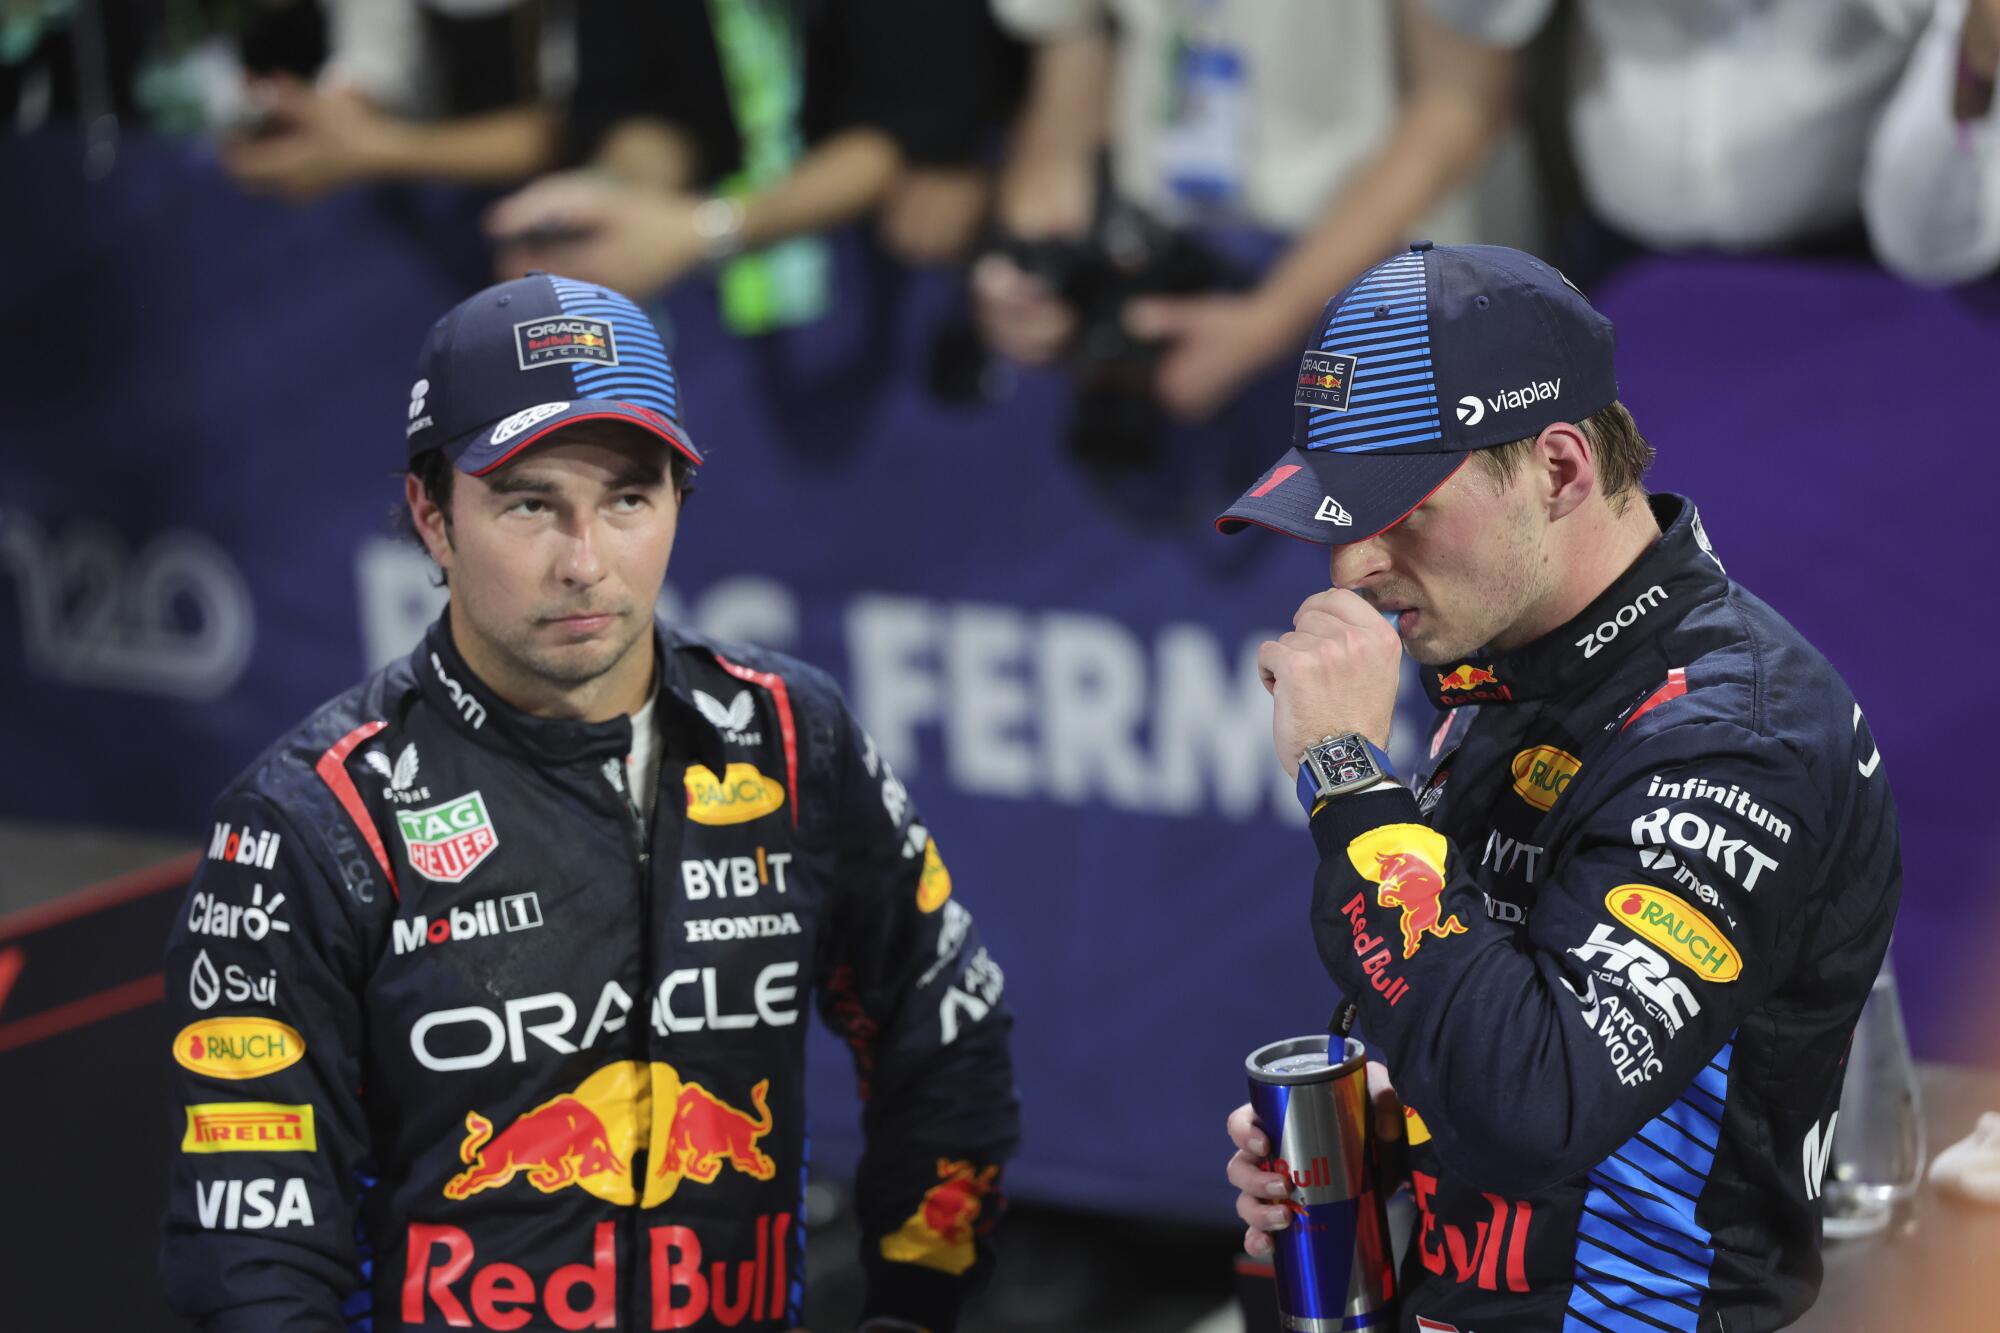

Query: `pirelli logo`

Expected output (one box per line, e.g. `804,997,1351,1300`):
182,1103,317,1153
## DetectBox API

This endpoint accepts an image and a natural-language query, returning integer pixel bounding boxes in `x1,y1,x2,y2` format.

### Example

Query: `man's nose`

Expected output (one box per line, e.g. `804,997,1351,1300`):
1329,537,1389,589
557,520,606,585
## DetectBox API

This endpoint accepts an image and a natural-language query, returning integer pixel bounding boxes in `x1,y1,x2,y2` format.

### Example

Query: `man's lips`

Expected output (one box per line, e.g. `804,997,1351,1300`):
544,611,620,632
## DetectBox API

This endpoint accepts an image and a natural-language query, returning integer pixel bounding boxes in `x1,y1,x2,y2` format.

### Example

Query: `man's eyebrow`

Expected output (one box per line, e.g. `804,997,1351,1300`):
607,463,667,489
484,472,560,497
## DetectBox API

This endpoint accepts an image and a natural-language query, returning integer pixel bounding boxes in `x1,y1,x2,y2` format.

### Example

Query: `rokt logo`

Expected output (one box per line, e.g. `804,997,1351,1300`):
393,891,543,955
443,1060,776,1207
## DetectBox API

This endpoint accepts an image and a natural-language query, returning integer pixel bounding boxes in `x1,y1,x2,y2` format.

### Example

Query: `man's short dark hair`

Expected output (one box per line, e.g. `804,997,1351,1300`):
1472,400,1655,514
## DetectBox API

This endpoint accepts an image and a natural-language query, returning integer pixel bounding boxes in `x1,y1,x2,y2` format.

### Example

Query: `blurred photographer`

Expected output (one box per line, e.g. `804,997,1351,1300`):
220,1,563,201
971,0,1523,429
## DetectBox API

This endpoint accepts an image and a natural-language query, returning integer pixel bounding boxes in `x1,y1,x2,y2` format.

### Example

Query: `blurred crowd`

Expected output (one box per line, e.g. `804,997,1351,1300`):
8,0,2000,440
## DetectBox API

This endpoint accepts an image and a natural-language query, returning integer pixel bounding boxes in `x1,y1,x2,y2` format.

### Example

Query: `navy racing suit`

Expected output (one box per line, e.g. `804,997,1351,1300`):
1307,495,1900,1332
162,615,1019,1332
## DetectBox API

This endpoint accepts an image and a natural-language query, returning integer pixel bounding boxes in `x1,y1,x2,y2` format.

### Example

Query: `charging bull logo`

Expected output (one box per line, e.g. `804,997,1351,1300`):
878,1158,1002,1276
657,1079,776,1186
444,1061,777,1207
1437,664,1502,693
1347,825,1464,959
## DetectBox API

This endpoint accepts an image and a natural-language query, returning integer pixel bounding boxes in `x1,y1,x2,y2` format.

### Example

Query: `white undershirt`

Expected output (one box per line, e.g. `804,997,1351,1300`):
626,692,661,822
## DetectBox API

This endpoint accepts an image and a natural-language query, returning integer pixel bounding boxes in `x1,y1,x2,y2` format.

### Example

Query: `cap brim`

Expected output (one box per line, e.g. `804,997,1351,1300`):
444,399,702,476
1215,448,1468,544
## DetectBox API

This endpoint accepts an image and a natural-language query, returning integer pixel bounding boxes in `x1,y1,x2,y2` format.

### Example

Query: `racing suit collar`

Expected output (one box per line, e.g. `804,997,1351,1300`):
1423,493,1728,709
417,613,729,778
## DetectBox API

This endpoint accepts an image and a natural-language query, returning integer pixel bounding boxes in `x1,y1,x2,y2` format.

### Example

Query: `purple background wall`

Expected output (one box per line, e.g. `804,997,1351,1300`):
3,131,1994,1221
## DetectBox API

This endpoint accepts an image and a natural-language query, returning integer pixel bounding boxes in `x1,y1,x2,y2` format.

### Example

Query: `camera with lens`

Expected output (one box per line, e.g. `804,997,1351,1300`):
934,198,1243,468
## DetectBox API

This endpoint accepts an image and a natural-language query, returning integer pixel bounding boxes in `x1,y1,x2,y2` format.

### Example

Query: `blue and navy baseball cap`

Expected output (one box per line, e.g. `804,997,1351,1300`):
1216,242,1616,543
404,273,700,475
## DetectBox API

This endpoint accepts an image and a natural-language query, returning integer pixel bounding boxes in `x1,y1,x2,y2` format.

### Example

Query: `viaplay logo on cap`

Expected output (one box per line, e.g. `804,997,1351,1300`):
1294,351,1357,412
514,317,619,370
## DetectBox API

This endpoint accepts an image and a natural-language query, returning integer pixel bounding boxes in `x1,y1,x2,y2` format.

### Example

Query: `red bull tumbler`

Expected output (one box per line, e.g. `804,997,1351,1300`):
1246,1035,1396,1330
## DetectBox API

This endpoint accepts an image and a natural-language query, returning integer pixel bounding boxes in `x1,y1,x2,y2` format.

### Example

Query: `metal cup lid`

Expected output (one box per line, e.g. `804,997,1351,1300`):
1246,1034,1369,1085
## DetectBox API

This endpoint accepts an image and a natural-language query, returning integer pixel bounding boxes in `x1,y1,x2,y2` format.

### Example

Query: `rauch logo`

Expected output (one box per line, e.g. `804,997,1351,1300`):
683,763,785,826
174,1017,306,1080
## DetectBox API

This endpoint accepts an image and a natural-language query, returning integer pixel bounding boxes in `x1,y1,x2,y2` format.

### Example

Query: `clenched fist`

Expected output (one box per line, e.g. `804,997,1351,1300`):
1257,588,1403,772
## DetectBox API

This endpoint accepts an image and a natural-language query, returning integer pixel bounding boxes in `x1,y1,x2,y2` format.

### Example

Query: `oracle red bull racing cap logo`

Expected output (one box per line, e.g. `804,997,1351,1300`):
879,1158,1001,1276
514,316,618,369
1347,825,1465,960
445,1060,776,1208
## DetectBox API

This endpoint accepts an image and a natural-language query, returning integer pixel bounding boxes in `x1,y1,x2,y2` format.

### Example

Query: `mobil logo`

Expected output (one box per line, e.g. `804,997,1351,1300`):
444,1060,776,1208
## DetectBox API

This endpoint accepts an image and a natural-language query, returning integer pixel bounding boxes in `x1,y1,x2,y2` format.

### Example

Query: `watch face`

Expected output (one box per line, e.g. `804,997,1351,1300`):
1311,735,1379,791
1331,757,1371,784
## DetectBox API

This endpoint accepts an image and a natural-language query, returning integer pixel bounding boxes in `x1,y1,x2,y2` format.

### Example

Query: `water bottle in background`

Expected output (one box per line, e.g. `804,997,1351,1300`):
1822,950,1926,1238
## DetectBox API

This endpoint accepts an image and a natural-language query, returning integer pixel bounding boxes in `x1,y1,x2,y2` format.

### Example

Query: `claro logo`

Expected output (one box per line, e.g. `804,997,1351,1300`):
683,763,785,826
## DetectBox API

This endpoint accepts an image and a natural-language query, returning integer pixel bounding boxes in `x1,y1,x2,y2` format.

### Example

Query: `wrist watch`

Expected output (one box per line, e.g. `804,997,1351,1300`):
1296,732,1399,815
691,195,747,262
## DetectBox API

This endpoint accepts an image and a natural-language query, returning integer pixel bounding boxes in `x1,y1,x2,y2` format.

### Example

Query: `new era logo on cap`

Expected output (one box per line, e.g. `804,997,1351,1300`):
1316,497,1353,525
514,317,618,370
1294,351,1358,412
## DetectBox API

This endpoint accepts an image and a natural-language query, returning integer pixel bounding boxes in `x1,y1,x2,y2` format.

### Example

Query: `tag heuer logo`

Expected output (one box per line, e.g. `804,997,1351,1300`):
1294,350,1358,411
1315,496,1353,525
514,317,619,370
395,792,500,883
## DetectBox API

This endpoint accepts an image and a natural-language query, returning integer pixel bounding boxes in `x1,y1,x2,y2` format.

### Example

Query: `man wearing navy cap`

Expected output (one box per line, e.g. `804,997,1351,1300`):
162,274,1019,1332
1219,243,1901,1330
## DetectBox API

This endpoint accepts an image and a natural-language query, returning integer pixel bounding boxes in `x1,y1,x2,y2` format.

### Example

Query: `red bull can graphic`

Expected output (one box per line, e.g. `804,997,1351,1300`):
1247,1035,1396,1331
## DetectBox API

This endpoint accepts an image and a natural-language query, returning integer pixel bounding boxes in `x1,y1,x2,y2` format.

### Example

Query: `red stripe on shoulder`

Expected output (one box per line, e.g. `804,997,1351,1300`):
1621,667,1688,733
315,721,401,901
711,654,800,828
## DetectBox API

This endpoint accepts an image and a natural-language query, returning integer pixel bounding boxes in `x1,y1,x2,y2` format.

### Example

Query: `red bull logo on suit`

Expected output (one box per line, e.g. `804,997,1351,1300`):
444,1060,776,1208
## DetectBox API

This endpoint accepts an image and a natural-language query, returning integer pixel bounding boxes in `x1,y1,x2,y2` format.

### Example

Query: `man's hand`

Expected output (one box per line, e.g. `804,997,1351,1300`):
1226,1062,1402,1257
1257,588,1404,772
1122,292,1296,423
486,172,706,295
221,77,394,201
970,253,1077,365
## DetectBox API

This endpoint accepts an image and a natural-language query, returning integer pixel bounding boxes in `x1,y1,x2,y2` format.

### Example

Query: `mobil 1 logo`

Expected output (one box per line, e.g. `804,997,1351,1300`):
394,892,544,955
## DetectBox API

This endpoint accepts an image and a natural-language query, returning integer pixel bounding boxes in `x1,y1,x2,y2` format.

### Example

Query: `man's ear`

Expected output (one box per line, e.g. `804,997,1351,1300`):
406,471,455,570
1535,422,1596,521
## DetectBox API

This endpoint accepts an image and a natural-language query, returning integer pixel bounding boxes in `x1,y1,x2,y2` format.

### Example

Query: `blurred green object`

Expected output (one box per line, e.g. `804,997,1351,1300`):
2,0,78,65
